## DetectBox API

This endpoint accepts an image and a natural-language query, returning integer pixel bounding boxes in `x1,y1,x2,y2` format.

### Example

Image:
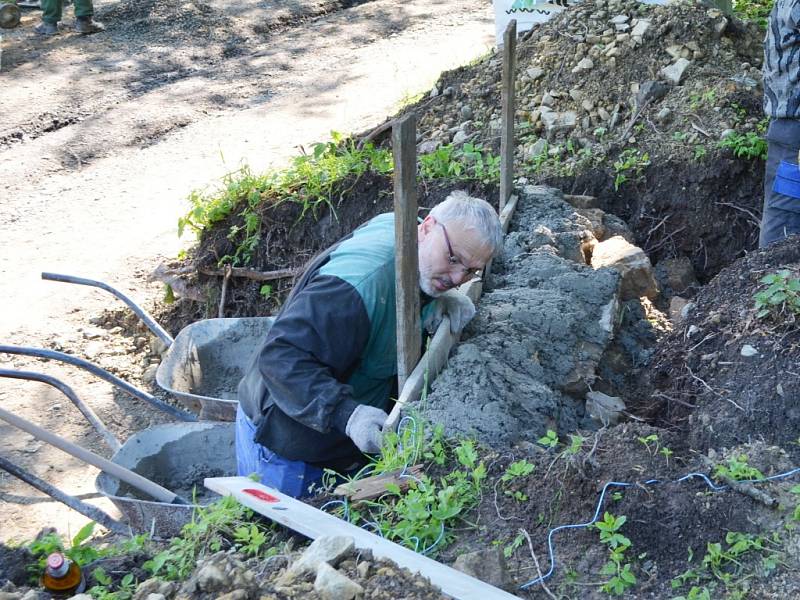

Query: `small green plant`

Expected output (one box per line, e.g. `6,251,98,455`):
89,570,136,600
340,419,487,557
27,522,104,579
565,434,585,455
732,0,772,28
672,586,712,600
259,284,273,299
178,132,394,266
718,131,767,160
595,512,637,595
613,148,650,191
672,131,688,142
143,496,277,580
538,429,559,449
501,460,534,503
660,446,674,466
501,459,535,483
503,532,526,558
693,145,707,160
637,434,659,456
418,143,500,184
714,454,764,482
754,270,800,319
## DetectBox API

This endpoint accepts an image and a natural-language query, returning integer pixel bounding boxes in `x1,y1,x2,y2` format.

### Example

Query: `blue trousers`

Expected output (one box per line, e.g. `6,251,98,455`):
760,118,800,247
235,404,325,498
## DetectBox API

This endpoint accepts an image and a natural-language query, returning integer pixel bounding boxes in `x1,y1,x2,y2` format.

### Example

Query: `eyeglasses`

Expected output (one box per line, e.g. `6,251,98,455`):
438,222,484,282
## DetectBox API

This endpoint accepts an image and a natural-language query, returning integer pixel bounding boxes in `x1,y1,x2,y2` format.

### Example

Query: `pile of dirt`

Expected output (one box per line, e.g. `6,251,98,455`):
404,0,766,281
643,235,800,459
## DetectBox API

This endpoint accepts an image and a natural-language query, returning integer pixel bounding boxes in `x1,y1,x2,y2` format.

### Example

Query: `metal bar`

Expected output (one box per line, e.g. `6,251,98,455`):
0,455,127,534
499,19,517,211
41,272,174,347
0,345,196,422
0,369,120,452
0,406,190,505
392,112,422,392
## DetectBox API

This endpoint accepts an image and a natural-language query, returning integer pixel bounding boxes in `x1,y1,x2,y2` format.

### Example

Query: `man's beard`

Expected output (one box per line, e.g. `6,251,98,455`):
418,265,443,297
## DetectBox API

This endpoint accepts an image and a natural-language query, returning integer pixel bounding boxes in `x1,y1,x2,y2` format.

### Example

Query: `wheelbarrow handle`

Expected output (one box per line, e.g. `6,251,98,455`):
0,406,191,506
0,454,128,534
41,272,174,348
0,345,196,423
0,369,121,452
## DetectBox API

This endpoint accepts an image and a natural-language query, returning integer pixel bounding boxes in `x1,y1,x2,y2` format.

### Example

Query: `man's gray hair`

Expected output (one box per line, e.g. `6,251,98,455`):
429,190,503,257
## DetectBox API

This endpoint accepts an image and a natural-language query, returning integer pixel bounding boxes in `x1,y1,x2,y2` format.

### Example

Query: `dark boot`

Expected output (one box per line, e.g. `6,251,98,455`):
74,16,104,34
34,20,59,35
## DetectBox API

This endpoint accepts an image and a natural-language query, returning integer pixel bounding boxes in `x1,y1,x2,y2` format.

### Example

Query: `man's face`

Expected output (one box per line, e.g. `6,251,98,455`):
417,215,494,297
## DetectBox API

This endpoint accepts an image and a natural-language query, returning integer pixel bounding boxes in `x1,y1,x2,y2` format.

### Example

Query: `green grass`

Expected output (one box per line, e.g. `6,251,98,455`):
180,133,500,267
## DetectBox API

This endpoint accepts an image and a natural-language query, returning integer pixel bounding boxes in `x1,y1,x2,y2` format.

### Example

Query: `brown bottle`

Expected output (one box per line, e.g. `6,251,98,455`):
41,552,85,597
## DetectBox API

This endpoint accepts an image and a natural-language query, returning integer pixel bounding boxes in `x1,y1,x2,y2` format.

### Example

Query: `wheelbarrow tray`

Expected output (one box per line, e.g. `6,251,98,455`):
155,317,275,421
96,422,235,537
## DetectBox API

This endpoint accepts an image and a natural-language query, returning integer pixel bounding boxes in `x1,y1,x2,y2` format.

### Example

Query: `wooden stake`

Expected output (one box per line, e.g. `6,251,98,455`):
393,113,421,393
500,20,517,212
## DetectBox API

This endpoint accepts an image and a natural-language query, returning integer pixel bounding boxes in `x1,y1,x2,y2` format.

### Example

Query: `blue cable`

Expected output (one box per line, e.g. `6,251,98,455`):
519,466,800,590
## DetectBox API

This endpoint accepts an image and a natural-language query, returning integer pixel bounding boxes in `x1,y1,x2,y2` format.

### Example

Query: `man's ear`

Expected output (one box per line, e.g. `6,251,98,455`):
418,214,436,241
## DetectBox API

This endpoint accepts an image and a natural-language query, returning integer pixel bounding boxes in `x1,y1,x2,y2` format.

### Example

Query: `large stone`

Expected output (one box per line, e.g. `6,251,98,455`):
574,208,606,241
314,563,363,600
453,548,513,591
525,138,548,160
654,257,697,295
661,58,691,85
571,57,594,74
541,110,578,136
417,140,439,154
289,536,355,576
636,80,669,107
591,236,659,300
631,19,650,38
526,67,545,80
452,129,471,145
586,391,626,426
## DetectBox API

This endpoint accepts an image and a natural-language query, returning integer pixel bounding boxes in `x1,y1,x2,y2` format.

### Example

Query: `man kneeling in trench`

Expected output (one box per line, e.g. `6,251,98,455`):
236,191,503,497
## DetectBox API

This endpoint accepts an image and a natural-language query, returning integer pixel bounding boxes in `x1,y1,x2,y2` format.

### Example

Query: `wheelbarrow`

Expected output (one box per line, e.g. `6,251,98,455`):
0,369,236,537
41,272,275,421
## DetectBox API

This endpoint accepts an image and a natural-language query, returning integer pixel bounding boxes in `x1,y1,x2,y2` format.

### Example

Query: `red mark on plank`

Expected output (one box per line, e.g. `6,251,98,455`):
243,488,280,503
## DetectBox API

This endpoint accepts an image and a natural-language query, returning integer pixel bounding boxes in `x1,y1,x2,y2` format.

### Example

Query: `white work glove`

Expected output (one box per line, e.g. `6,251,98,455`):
424,290,476,335
345,404,388,454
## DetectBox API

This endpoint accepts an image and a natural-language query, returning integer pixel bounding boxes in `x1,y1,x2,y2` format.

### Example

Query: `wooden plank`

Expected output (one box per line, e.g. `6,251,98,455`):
393,112,422,392
384,193,519,432
333,465,424,502
205,477,522,600
499,20,517,212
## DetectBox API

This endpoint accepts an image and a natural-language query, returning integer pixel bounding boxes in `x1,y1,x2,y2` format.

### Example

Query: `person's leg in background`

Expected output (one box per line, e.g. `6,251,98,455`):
72,0,104,34
35,0,62,34
759,118,800,247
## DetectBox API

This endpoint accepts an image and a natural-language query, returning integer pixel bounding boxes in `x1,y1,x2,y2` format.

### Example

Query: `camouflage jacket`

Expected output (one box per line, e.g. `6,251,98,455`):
764,0,800,119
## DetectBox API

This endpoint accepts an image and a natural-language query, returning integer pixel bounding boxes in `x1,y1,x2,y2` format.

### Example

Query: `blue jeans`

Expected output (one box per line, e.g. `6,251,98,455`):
235,404,325,498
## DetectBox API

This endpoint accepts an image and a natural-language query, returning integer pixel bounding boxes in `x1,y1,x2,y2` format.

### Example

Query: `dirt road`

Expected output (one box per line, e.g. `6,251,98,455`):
0,0,494,542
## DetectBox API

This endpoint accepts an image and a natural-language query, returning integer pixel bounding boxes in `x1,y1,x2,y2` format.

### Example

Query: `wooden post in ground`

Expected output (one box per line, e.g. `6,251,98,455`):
392,112,421,394
499,19,517,212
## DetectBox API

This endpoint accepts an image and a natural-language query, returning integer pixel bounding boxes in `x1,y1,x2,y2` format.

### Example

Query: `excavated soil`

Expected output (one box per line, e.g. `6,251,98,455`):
403,0,766,282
